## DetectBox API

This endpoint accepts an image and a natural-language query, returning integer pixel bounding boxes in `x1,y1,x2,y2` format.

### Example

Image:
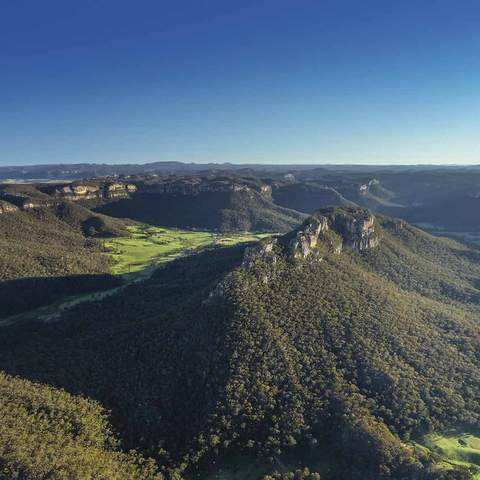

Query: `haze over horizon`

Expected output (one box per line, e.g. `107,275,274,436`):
1,0,480,166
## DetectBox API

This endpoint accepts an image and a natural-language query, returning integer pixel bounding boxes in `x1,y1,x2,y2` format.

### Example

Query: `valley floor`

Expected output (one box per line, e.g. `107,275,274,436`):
415,432,480,479
190,432,480,480
103,224,270,276
0,224,270,325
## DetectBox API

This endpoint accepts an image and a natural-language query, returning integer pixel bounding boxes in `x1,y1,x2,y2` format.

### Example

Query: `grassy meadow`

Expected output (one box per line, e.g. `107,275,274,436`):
1,224,268,325
103,224,270,276
415,432,480,478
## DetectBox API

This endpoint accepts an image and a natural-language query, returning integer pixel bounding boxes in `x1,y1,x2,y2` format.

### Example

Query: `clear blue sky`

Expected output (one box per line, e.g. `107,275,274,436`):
1,0,479,166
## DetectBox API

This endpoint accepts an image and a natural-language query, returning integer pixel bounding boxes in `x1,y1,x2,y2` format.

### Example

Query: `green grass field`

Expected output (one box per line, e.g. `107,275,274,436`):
414,432,480,478
190,447,332,480
0,225,269,326
196,433,480,480
103,224,270,276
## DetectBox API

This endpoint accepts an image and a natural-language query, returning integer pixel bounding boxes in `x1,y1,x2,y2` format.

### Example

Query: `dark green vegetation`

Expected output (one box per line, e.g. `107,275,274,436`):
0,205,123,318
400,194,480,232
8,167,480,236
2,205,480,478
0,182,131,237
414,432,480,478
93,176,305,232
2,176,306,233
104,224,270,275
5,164,480,232
96,189,304,232
272,170,480,234
272,183,355,213
55,200,130,237
0,372,162,479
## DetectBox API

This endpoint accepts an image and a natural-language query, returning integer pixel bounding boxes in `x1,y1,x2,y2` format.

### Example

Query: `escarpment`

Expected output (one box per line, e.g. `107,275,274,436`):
50,176,273,201
0,194,53,212
323,207,379,251
244,207,380,265
243,206,378,276
0,200,18,215
50,180,137,201
140,177,272,197
207,208,380,302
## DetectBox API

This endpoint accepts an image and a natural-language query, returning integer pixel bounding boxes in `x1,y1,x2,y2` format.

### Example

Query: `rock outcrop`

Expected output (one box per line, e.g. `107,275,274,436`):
285,207,379,259
358,178,380,195
325,208,379,251
0,194,52,211
244,207,379,264
206,208,379,304
0,200,18,215
51,181,137,201
140,177,272,199
241,238,278,269
388,218,406,234
288,215,331,259
49,177,272,203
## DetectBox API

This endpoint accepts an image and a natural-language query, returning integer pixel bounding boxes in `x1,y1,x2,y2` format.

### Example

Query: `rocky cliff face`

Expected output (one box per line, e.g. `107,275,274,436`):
0,200,18,215
0,179,138,214
242,207,379,265
140,178,272,198
206,208,380,304
358,178,380,195
288,215,332,259
285,208,379,259
0,195,53,211
50,177,272,203
52,181,137,201
325,209,379,251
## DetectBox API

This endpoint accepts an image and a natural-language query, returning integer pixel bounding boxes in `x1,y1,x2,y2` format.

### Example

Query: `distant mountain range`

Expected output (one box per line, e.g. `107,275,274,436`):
2,161,480,181
4,166,480,236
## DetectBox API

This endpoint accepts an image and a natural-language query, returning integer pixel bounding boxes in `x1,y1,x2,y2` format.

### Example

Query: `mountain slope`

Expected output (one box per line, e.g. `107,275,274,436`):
0,204,123,317
1,209,480,478
96,188,305,232
398,194,480,232
3,176,306,233
272,182,356,213
93,176,306,232
0,372,161,479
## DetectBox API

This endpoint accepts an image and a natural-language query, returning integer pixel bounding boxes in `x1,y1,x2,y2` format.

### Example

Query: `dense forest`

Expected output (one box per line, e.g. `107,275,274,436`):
0,203,125,317
94,183,306,232
0,372,162,479
1,207,480,478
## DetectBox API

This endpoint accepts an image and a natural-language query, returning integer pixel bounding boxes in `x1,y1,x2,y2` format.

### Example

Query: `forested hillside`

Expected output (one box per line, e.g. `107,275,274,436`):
92,176,306,232
96,188,305,232
272,182,355,213
1,208,480,478
0,206,123,317
0,372,161,479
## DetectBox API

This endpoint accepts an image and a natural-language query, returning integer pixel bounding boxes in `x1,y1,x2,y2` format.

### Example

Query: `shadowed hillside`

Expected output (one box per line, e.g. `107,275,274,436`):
0,204,124,317
91,176,306,232
1,208,480,478
0,371,162,479
272,182,356,213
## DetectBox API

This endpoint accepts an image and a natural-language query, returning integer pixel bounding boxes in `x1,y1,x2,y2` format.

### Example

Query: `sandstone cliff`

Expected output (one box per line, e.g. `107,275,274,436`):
252,207,380,263
139,177,272,198
0,200,18,215
52,181,137,201
207,208,380,303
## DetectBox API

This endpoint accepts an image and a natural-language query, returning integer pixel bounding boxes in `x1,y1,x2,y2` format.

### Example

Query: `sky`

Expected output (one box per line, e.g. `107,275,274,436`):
1,0,480,166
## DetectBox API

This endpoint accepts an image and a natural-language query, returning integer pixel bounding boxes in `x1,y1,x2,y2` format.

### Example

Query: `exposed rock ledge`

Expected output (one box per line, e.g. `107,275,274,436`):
205,208,380,304
0,200,19,215
51,181,137,201
244,207,379,265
